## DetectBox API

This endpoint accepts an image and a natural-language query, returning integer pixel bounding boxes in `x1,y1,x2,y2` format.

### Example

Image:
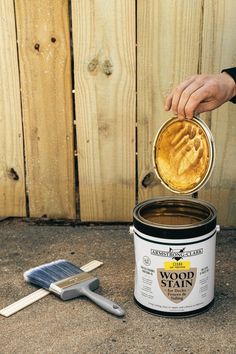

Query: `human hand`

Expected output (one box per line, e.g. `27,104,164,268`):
164,73,236,119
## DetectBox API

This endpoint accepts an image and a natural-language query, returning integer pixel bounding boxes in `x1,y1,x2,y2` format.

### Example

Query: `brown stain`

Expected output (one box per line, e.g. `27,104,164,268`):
102,60,113,76
194,138,201,151
189,127,197,139
98,122,110,137
88,58,99,73
142,172,155,188
8,168,19,181
34,43,40,51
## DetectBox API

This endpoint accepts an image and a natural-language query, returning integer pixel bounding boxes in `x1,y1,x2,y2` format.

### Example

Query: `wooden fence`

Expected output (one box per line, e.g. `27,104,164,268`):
0,0,236,226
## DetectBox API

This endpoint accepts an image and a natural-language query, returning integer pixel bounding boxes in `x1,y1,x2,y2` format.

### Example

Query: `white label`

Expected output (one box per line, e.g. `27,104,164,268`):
134,229,216,313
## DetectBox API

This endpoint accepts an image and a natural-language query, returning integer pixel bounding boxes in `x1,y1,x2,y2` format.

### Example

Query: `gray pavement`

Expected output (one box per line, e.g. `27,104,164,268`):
0,219,235,354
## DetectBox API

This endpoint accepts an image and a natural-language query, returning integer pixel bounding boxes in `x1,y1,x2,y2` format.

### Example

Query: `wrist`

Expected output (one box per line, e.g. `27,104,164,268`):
221,68,236,102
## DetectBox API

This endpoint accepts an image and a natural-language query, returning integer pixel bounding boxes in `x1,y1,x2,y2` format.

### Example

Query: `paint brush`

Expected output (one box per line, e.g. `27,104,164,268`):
24,259,125,317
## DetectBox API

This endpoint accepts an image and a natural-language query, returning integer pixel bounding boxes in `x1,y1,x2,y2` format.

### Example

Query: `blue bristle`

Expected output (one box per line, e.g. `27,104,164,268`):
24,260,83,289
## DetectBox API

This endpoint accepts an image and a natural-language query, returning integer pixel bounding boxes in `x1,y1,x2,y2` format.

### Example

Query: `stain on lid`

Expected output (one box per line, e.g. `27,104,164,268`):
153,117,215,194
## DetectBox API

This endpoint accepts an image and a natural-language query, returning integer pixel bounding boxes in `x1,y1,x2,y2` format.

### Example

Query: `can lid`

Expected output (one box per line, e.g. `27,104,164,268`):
153,117,215,194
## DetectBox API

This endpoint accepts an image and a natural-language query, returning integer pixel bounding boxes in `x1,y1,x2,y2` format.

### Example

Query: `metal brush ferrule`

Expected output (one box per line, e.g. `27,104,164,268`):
49,272,92,296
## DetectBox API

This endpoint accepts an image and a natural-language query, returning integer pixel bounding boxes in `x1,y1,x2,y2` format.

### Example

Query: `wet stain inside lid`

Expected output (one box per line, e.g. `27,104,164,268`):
154,119,211,193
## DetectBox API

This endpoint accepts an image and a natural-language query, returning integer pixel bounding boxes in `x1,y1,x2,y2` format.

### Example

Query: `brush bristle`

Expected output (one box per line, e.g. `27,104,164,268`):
24,260,83,289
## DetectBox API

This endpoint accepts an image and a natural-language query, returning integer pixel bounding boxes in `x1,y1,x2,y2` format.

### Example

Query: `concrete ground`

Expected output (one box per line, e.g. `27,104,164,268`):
0,219,235,354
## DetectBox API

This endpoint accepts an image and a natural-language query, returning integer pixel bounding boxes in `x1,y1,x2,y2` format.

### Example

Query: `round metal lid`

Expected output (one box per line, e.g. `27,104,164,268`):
153,117,215,194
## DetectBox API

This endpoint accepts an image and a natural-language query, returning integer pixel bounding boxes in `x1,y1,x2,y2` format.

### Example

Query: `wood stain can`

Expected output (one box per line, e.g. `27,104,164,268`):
132,197,218,317
132,117,218,317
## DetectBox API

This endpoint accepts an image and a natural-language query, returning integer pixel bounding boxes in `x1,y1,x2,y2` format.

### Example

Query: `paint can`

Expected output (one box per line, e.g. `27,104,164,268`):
131,117,219,317
131,197,219,316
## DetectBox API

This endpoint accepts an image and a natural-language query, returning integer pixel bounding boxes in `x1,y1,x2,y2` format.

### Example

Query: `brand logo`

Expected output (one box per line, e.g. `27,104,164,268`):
151,247,203,261
143,256,151,266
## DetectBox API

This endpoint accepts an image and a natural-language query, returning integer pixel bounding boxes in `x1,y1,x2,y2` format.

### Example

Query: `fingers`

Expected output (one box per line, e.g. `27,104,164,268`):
165,72,236,119
165,75,210,119
164,93,173,111
171,78,199,118
164,76,196,114
176,81,204,119
194,100,221,115
183,85,211,118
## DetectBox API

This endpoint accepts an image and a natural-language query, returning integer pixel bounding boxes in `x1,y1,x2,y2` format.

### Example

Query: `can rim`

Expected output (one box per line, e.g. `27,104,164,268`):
133,197,217,239
152,116,215,194
134,196,216,228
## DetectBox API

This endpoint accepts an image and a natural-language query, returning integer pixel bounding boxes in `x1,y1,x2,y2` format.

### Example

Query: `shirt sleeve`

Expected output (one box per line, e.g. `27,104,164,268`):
221,67,236,103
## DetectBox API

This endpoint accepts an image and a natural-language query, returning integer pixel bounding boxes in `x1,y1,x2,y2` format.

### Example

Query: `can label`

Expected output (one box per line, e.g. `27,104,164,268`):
134,229,216,313
156,266,197,303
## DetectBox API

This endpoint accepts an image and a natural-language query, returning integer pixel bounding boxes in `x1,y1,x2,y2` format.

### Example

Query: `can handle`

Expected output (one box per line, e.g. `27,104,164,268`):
129,225,134,236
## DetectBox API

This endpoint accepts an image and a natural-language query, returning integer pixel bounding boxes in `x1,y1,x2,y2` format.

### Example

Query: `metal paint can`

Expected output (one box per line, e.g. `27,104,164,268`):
131,197,218,317
132,117,218,317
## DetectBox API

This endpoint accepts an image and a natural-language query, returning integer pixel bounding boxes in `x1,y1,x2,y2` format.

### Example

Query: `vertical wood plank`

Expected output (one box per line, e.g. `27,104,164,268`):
15,0,75,218
199,0,236,226
0,0,26,216
72,0,136,221
137,0,203,201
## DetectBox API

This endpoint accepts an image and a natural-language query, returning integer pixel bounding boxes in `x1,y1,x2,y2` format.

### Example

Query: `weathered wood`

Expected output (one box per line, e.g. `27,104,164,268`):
72,0,136,221
137,0,203,201
199,0,236,226
0,0,235,226
15,0,75,218
0,0,26,216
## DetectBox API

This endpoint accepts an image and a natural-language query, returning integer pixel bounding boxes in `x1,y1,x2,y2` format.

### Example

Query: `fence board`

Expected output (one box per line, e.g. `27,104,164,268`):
0,0,26,216
15,0,75,218
199,0,236,226
72,0,136,221
137,0,203,201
